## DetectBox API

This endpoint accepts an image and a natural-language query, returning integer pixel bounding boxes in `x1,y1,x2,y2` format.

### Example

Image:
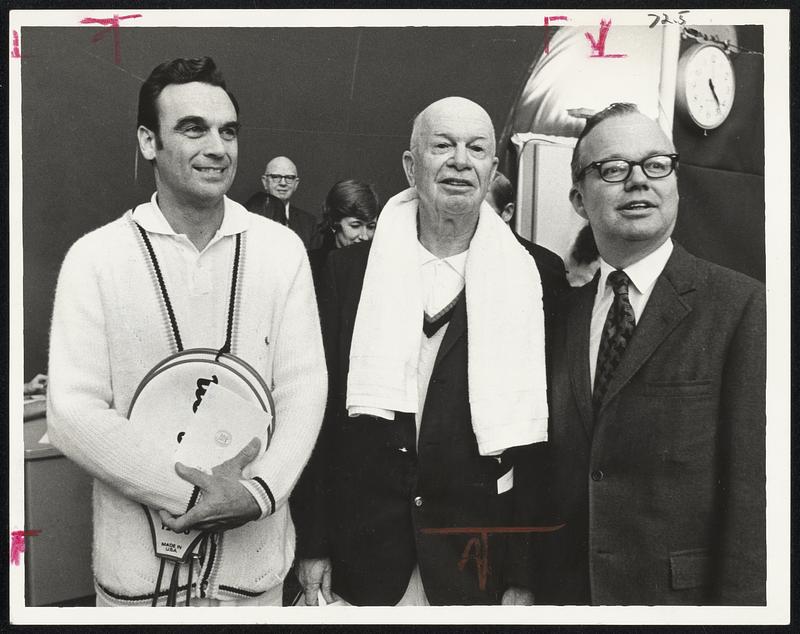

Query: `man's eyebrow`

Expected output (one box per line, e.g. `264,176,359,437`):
174,116,207,129
595,149,673,161
173,116,240,131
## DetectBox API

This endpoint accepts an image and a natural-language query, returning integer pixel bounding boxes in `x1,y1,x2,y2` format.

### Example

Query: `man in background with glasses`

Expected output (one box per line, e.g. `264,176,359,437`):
245,156,320,250
537,103,766,605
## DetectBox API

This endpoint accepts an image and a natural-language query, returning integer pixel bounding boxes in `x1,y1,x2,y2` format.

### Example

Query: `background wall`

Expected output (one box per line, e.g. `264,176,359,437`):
22,26,545,376
671,26,764,282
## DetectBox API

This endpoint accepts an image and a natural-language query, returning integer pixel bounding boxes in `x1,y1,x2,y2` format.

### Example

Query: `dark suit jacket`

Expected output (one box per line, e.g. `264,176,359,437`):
292,240,566,605
244,191,321,250
538,243,766,605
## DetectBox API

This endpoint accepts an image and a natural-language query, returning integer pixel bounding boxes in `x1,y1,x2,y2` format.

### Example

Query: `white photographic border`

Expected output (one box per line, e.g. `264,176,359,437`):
8,7,790,626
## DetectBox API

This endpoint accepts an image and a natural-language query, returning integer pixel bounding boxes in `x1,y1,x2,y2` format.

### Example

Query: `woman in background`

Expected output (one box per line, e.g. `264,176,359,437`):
565,223,600,287
310,179,380,290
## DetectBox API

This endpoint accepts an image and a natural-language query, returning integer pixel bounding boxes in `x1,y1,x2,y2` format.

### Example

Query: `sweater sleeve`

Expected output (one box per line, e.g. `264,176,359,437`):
240,250,328,519
46,240,197,515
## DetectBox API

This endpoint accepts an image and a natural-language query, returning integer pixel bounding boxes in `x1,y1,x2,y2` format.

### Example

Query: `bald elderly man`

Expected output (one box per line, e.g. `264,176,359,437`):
538,103,766,605
291,97,557,606
245,156,319,249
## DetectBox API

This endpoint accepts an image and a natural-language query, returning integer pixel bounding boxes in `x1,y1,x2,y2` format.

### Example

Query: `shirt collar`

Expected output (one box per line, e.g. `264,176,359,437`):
597,238,674,296
132,192,251,237
417,241,468,278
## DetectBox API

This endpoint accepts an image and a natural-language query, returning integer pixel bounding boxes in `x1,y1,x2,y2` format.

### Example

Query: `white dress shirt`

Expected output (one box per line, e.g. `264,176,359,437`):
589,239,674,388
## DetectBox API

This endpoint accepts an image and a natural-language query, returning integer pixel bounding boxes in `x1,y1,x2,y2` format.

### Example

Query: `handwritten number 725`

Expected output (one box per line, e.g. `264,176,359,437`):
648,11,689,28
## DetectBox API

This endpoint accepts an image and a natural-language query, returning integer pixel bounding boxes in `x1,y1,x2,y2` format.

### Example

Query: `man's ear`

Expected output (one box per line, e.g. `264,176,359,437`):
500,202,515,224
569,184,588,220
137,126,158,161
260,174,269,191
402,150,416,187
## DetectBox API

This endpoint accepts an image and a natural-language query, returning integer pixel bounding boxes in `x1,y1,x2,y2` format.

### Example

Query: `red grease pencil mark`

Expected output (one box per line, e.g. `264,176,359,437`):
543,16,568,54
79,13,142,65
420,524,565,590
10,30,22,59
10,530,41,566
585,19,627,58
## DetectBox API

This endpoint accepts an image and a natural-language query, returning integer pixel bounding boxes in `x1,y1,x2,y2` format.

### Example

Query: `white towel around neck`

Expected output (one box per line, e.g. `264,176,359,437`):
346,187,549,455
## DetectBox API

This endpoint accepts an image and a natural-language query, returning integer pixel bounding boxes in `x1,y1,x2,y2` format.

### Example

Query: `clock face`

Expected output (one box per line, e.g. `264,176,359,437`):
681,45,736,130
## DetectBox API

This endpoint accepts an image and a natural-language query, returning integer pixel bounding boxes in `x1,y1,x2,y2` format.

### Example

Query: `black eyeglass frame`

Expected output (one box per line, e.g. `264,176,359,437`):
265,174,298,183
576,153,680,183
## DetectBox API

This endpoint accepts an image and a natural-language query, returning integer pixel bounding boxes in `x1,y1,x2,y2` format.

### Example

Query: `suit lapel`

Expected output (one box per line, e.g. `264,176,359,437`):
568,278,597,437
597,244,697,414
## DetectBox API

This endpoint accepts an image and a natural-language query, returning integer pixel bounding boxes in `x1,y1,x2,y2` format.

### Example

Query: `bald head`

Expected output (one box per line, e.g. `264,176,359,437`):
409,97,496,156
262,155,299,202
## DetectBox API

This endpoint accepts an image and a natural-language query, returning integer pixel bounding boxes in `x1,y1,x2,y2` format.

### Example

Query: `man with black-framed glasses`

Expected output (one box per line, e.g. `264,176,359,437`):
536,103,766,606
245,155,320,249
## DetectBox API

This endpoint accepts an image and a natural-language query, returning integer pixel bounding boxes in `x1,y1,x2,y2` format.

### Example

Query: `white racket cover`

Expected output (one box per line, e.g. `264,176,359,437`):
128,349,274,561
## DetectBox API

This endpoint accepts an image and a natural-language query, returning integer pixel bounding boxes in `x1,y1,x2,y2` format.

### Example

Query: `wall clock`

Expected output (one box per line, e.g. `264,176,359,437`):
675,43,736,130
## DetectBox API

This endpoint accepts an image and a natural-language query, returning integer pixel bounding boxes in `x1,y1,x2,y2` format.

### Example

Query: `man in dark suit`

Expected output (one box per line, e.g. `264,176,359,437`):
291,97,564,606
244,155,320,249
538,103,766,605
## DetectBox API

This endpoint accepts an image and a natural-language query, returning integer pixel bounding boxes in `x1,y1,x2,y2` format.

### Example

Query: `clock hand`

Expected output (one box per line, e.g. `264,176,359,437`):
708,78,721,110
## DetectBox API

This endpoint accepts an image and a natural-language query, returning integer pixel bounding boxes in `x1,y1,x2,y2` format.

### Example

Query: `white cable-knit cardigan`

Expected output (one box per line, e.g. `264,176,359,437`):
47,196,327,604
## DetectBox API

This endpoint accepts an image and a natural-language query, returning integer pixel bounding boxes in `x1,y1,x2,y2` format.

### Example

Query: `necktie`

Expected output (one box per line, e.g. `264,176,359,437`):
593,270,636,413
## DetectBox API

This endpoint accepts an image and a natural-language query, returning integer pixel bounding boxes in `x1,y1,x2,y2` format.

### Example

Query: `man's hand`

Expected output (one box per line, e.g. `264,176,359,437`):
501,586,535,605
158,437,262,533
297,558,333,606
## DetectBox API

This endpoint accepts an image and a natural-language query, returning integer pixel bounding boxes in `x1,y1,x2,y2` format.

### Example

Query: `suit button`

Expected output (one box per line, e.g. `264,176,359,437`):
414,496,423,507
591,470,604,481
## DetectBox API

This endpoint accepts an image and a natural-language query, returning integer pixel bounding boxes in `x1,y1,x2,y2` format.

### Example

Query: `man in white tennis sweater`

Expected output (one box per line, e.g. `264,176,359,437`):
47,57,327,606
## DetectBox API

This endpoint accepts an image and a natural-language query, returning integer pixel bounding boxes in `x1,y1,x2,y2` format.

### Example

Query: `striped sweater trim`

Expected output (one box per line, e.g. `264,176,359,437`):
129,213,179,354
240,480,269,519
186,485,202,513
96,581,266,603
231,231,246,356
423,289,464,337
96,580,196,604
252,476,275,515
218,584,266,598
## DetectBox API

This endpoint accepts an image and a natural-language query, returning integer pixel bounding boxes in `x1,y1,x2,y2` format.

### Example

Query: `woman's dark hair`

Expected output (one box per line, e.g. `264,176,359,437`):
321,179,380,234
137,56,239,141
571,223,600,265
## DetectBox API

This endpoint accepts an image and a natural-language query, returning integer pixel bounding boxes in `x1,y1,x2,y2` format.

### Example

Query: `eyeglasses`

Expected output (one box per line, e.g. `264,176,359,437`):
576,154,679,183
265,174,298,183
